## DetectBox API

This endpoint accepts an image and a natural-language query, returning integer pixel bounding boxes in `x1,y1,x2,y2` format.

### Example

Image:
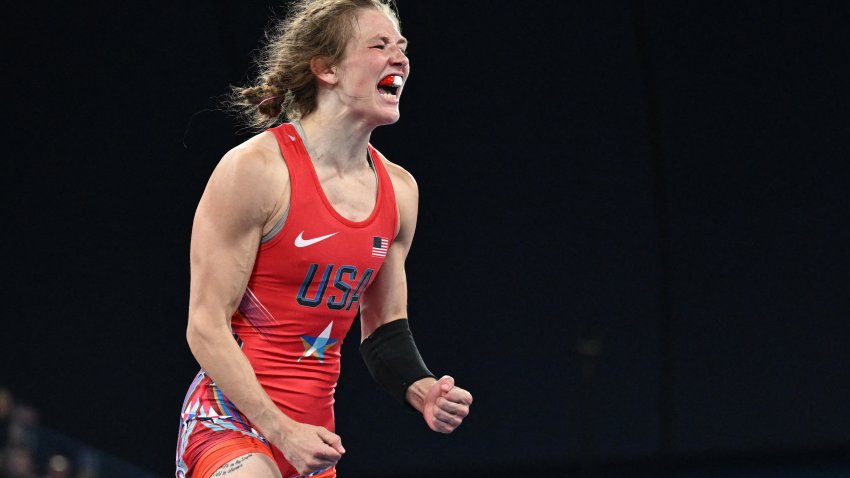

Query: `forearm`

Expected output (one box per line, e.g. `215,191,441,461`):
186,313,296,438
359,318,435,406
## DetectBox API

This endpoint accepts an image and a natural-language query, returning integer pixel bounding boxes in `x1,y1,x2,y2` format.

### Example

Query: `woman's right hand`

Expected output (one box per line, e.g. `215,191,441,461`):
273,421,345,476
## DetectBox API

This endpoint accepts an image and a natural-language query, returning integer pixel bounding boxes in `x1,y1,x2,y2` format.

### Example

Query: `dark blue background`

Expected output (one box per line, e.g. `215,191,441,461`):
3,1,849,476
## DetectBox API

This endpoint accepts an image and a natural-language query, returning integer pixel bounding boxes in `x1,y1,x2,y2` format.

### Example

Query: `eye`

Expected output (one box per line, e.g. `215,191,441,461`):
370,44,386,50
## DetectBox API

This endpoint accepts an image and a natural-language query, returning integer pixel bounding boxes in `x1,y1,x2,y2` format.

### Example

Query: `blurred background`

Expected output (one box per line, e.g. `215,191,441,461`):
2,1,849,477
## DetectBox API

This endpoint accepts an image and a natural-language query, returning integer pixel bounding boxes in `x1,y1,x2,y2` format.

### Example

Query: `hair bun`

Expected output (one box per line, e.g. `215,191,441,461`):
257,95,283,117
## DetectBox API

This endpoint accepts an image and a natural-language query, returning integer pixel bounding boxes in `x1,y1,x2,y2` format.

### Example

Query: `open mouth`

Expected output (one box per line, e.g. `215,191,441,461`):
377,74,403,99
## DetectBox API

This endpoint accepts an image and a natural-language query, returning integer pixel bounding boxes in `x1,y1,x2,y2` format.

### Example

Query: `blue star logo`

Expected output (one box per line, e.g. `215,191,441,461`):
298,321,338,363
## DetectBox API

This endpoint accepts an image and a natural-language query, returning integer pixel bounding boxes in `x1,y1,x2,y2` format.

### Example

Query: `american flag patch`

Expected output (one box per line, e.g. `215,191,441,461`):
371,236,389,257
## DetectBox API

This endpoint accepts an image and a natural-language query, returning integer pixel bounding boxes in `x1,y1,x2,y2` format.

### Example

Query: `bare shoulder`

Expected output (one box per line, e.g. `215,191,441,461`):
217,132,286,186
375,149,419,242
202,131,289,224
376,150,418,201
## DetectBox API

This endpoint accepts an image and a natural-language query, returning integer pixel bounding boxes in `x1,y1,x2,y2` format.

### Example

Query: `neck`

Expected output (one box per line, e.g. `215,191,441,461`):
298,111,373,173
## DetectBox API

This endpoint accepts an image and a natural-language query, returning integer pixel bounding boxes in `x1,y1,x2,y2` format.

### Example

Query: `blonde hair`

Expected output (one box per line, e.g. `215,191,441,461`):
229,0,400,130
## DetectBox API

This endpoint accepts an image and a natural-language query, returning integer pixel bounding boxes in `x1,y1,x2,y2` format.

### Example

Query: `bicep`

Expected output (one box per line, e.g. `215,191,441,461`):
359,161,419,338
188,151,281,329
359,244,409,339
189,199,262,325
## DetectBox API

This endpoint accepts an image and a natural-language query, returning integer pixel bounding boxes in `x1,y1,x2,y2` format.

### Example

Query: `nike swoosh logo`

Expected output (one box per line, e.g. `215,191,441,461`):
294,231,338,247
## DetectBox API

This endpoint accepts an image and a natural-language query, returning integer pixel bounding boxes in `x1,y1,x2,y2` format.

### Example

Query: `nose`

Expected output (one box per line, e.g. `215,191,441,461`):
390,46,409,68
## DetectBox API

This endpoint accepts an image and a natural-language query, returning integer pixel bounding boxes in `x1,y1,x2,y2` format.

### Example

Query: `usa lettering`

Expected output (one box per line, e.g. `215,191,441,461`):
296,264,374,310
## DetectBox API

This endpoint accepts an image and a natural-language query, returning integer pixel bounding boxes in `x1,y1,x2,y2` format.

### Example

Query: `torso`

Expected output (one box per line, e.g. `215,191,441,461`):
179,123,399,478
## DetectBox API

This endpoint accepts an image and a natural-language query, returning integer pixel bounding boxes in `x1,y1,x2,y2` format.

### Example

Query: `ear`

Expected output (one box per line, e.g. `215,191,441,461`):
311,56,338,85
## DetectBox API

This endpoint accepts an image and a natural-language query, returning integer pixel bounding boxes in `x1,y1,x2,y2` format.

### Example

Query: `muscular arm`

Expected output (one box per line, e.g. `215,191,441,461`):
360,159,472,432
186,142,287,434
359,161,418,338
186,138,343,473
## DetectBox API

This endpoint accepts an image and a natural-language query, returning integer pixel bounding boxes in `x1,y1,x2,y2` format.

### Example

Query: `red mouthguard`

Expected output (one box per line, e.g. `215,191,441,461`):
379,75,400,86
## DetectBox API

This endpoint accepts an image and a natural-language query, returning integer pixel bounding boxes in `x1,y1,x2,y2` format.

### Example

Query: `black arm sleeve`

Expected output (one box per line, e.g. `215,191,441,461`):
359,318,436,406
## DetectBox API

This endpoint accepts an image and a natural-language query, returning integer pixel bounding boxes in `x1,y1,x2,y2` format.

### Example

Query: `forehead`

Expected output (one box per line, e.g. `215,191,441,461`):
352,8,404,43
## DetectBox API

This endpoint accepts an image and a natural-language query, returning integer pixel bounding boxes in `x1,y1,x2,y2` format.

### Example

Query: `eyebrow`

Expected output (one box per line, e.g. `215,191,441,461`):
368,35,408,48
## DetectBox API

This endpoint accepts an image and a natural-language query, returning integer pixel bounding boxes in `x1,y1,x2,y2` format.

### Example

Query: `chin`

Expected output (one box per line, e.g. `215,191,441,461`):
372,110,401,127
382,114,401,125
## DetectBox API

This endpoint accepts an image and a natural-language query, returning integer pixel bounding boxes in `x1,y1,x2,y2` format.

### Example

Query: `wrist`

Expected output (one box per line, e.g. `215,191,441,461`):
405,377,437,413
253,403,296,438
